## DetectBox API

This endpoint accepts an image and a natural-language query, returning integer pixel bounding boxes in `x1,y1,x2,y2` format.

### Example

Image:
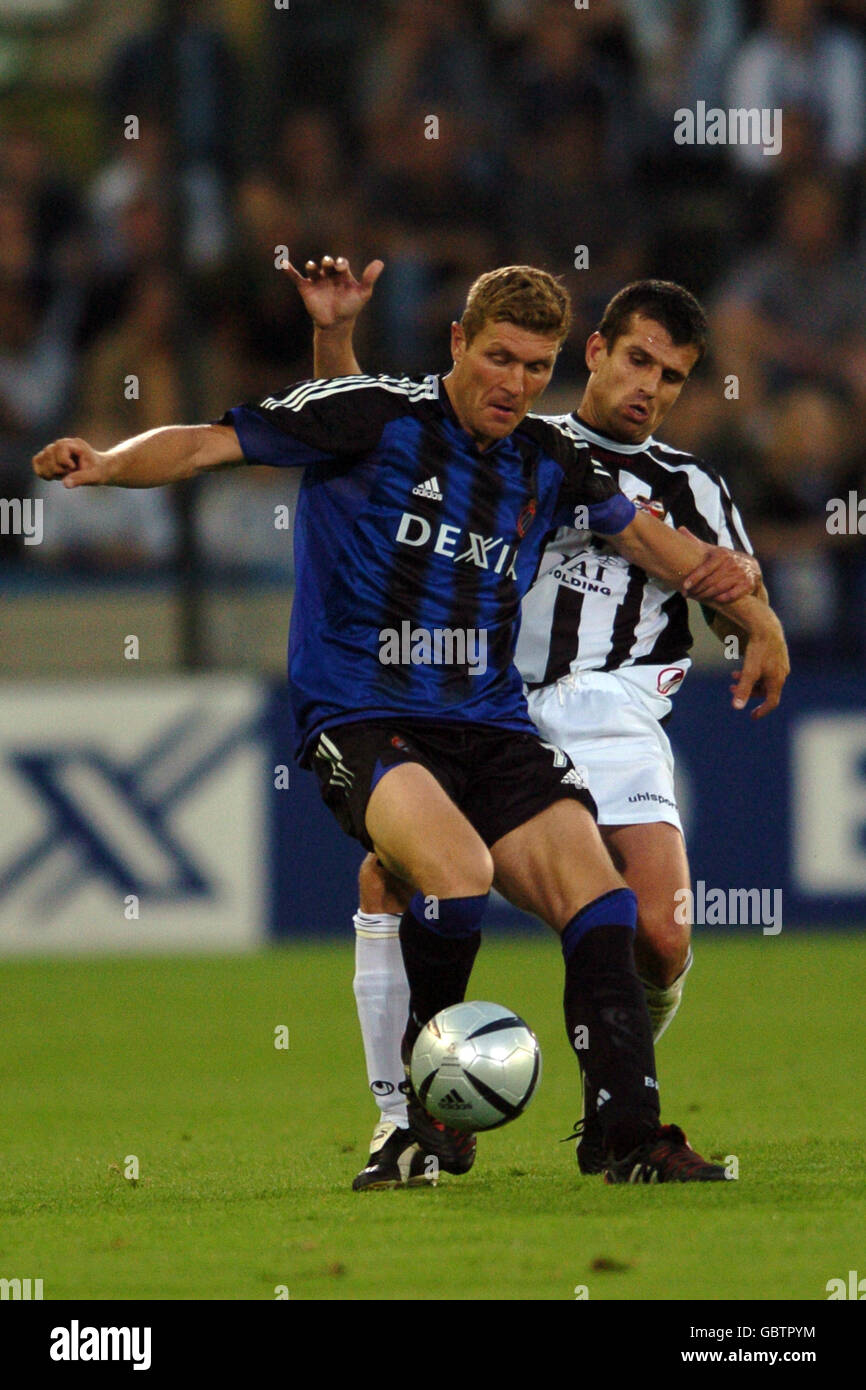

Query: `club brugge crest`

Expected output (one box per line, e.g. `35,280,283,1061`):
517,498,537,537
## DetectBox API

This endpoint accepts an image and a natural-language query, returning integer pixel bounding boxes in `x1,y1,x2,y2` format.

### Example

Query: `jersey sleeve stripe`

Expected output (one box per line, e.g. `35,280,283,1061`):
260,374,438,414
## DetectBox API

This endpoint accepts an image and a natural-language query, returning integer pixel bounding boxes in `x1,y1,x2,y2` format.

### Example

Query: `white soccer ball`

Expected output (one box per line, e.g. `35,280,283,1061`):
410,1000,542,1132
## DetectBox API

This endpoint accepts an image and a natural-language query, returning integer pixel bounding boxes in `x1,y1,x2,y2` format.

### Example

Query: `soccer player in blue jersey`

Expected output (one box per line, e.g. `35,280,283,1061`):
299,256,787,1189
34,264,788,1186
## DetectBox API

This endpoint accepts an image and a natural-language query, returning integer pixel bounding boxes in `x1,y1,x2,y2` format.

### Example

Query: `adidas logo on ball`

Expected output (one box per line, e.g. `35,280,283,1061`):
410,1001,542,1133
438,1089,472,1110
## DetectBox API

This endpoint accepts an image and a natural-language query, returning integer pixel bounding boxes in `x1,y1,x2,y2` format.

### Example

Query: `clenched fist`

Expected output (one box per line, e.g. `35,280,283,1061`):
32,438,112,488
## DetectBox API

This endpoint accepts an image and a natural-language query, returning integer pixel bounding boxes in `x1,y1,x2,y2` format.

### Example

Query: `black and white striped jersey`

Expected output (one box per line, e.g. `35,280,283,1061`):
516,415,753,695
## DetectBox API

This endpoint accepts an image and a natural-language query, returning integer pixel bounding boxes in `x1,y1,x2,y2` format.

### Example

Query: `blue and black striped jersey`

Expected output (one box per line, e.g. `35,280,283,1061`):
223,374,636,759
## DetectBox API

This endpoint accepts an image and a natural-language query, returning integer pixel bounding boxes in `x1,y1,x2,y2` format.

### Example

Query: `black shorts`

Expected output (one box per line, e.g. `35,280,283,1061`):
309,718,597,852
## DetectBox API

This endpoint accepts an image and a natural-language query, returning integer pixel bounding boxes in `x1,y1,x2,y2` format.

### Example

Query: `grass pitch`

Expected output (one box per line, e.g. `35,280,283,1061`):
1,932,864,1302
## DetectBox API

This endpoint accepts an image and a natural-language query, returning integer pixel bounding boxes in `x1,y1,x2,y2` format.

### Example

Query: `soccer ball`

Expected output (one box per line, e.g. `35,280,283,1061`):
410,1000,542,1132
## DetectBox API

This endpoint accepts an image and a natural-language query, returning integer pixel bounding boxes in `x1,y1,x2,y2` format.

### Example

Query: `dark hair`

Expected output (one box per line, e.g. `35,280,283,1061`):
598,280,708,363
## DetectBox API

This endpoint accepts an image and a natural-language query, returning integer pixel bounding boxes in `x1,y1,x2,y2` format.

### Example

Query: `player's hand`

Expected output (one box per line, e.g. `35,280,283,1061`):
730,612,790,719
679,527,761,603
32,437,112,488
282,254,384,331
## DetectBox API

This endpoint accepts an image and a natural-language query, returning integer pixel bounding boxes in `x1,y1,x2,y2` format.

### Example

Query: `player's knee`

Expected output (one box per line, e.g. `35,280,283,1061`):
358,853,410,915
418,844,494,900
635,912,690,986
358,853,389,913
456,845,494,898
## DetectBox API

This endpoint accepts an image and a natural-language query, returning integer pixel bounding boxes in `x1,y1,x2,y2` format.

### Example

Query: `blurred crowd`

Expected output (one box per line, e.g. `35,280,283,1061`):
2,0,866,664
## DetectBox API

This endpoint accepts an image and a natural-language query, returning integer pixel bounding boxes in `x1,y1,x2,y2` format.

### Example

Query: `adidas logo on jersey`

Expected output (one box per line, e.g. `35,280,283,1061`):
438,1088,471,1110
412,476,443,501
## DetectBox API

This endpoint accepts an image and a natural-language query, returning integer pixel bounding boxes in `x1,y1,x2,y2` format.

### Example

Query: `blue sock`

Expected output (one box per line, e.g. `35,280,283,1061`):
399,892,487,1050
561,889,659,1160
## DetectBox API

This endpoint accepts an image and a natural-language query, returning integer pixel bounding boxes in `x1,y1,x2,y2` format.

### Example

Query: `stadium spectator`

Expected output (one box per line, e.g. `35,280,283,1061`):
506,0,633,175
272,109,358,256
507,106,649,375
744,383,865,662
358,115,496,370
77,184,176,357
712,174,866,415
74,268,235,442
0,125,85,290
219,174,315,396
261,0,378,123
727,0,866,173
621,0,744,139
29,267,199,574
87,120,175,271
89,115,228,275
358,0,495,131
100,0,242,270
102,0,240,179
0,188,80,452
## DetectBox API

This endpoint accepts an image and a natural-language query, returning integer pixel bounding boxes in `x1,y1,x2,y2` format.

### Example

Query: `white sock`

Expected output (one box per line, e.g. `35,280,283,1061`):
353,911,410,1129
641,949,693,1043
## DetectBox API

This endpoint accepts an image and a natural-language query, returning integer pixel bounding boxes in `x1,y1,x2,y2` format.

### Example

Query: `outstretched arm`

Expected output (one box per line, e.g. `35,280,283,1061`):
607,508,789,717
33,423,244,489
282,254,382,378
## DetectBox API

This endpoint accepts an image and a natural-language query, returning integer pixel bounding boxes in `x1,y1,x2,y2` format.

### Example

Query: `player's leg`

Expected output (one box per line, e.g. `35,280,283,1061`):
351,855,417,1191
490,791,726,1181
311,723,489,1186
570,822,692,1175
363,761,491,1178
602,821,693,1041
490,798,662,1164
526,672,691,1042
523,677,705,1170
353,855,411,1127
313,722,493,1029
364,758,492,1036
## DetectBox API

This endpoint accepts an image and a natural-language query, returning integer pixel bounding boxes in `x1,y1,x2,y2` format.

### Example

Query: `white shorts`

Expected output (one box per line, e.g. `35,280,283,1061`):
526,670,684,834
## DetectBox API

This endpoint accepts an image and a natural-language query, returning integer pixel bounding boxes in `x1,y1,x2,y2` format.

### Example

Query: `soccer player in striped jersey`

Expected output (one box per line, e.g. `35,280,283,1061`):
34,266,787,1191
301,259,782,1186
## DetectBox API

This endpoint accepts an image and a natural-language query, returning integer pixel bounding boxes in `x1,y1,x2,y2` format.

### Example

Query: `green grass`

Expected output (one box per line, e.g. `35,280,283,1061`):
1,934,864,1301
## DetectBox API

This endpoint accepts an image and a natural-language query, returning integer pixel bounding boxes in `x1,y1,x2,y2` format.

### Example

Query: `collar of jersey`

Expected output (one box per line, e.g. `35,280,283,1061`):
568,413,656,456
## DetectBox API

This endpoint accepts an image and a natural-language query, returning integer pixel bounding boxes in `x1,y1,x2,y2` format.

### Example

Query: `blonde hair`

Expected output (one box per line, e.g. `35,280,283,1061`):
461,265,572,345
